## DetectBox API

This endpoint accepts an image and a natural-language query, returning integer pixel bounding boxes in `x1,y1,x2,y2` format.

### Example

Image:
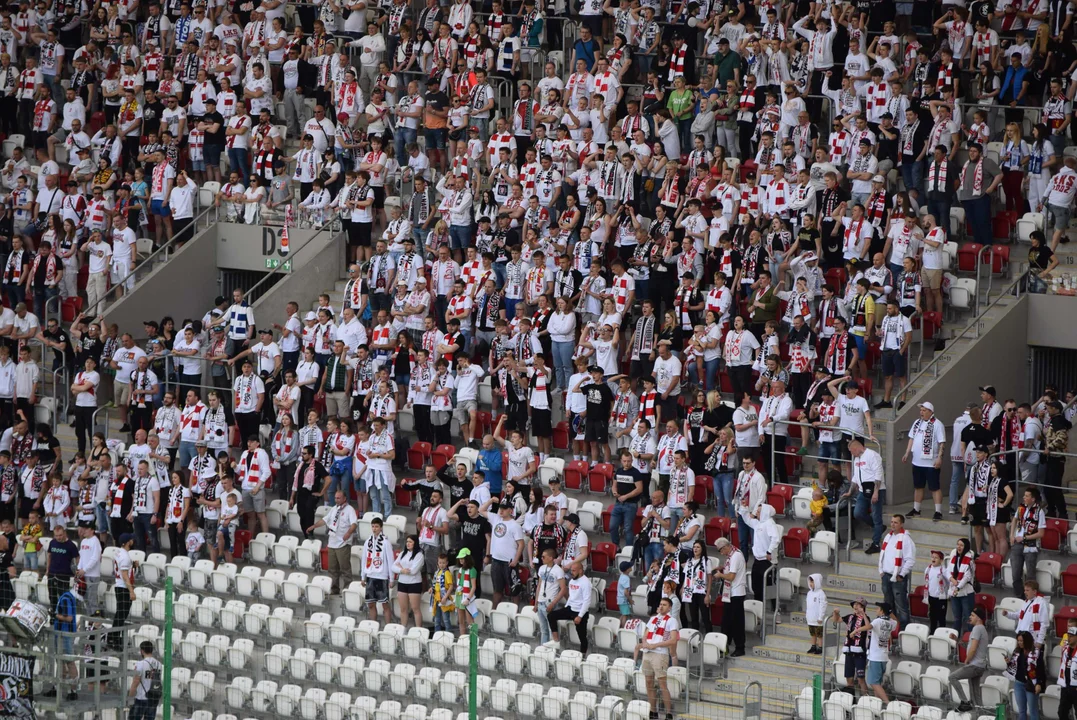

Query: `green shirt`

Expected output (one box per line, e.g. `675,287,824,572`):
667,89,694,121
713,50,741,86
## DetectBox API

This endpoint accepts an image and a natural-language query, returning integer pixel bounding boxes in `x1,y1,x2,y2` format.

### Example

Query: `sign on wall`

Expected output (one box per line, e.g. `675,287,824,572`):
217,224,322,273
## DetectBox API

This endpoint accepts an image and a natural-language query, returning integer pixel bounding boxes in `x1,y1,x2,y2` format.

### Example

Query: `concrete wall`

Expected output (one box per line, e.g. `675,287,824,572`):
251,229,346,330
1027,294,1077,348
883,296,1030,505
102,226,220,341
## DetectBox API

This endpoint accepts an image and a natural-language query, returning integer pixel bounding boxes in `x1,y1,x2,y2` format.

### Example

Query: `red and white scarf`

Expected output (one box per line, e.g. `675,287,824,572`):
927,159,947,191
28,253,58,287
668,44,687,82
881,531,907,573
962,159,984,195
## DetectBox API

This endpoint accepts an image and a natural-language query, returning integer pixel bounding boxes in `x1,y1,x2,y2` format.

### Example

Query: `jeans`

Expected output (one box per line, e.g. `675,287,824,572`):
610,501,637,547
449,223,472,250
715,473,735,517
133,513,159,553
951,592,975,636
177,441,196,472
963,195,993,246
855,489,886,546
326,459,354,505
395,126,417,161
128,699,158,720
644,542,663,570
471,117,490,144
227,148,250,177
370,482,393,518
949,461,965,507
33,286,59,323
901,159,924,199
881,573,910,626
1014,681,1040,720
669,507,684,535
538,602,555,643
1008,545,1038,594
434,606,454,632
928,198,952,235
552,341,574,390
950,664,985,706
737,513,753,550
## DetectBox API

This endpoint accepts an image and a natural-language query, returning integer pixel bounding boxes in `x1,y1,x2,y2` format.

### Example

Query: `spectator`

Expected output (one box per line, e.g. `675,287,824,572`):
714,536,747,657
950,606,990,711
1009,488,1047,594
636,596,680,720
877,513,915,627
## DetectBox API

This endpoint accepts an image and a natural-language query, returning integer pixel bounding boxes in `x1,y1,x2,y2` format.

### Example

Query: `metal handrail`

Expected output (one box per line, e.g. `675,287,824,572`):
987,446,1077,520
45,293,61,327
91,404,111,441
761,561,778,642
82,203,218,318
896,275,1023,407
242,214,343,303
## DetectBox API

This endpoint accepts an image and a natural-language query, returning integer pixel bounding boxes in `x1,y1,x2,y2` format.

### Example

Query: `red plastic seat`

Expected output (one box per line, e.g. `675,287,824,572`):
975,593,996,616
993,210,1017,242
633,508,644,535
476,411,492,436
1062,565,1077,597
320,546,329,571
1044,518,1069,552
593,541,617,573
976,552,1002,585
589,463,613,493
394,486,413,508
921,312,943,341
564,460,589,491
431,444,456,470
710,600,724,626
604,584,619,612
705,516,730,545
957,242,984,273
825,268,848,294
910,585,929,619
783,528,809,559
601,504,613,533
719,372,733,394
857,376,874,400
768,485,794,515
1055,606,1077,637
233,529,252,560
407,441,432,471
552,421,570,450
694,474,713,505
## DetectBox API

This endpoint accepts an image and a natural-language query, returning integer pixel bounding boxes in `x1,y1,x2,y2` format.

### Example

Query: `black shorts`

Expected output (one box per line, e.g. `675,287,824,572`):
532,408,552,437
585,418,609,443
881,350,906,378
365,577,390,604
398,581,423,594
372,186,386,209
31,131,48,150
911,465,941,492
490,559,514,595
970,501,989,527
18,497,35,519
844,652,867,679
349,221,373,247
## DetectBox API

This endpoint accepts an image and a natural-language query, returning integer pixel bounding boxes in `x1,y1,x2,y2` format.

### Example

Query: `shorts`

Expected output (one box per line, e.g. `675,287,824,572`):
114,382,132,407
424,128,446,150
866,660,886,686
51,127,68,143
970,501,988,527
203,518,218,539
911,465,941,492
189,158,206,172
881,349,906,378
818,441,840,460
398,581,423,594
150,199,171,217
808,624,823,638
241,490,267,513
372,186,385,209
531,408,552,437
641,652,670,678
218,523,234,551
94,502,109,531
619,602,631,615
365,577,389,604
110,262,131,287
1049,203,1073,232
31,131,48,150
585,418,609,443
844,652,867,679
18,497,35,519
204,144,223,166
852,334,867,358
921,269,943,290
454,399,478,428
490,559,513,595
54,633,74,656
349,221,372,247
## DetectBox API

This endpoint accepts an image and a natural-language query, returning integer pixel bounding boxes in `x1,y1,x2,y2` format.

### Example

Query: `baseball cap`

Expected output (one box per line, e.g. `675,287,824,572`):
872,174,885,183
979,385,997,396
619,561,633,572
850,597,867,609
802,251,818,262
119,533,135,546
919,401,934,412
565,513,580,526
305,311,317,321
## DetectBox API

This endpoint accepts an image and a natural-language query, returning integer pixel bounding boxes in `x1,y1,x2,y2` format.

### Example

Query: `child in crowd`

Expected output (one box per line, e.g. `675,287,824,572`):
806,482,828,536
924,549,949,634
186,519,205,561
617,560,633,624
19,511,43,572
217,492,239,554
42,475,70,531
455,548,478,637
431,552,456,632
805,573,828,655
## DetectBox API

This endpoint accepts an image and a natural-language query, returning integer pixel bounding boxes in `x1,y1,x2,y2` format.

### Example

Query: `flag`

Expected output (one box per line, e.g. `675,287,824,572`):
281,204,293,256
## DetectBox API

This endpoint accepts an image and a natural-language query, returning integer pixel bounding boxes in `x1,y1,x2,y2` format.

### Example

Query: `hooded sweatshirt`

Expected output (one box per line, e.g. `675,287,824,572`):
1047,413,1072,455
745,503,781,561
806,573,828,626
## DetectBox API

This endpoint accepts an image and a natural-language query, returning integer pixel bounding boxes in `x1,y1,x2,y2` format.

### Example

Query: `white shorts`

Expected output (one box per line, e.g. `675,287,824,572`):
111,262,133,290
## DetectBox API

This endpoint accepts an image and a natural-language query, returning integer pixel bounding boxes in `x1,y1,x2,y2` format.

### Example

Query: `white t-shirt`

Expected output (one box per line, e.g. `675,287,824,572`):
171,336,202,375
909,417,946,467
867,617,896,662
653,355,682,396
837,394,870,436
111,346,146,385
487,511,525,561
508,445,534,482
733,406,760,447
73,369,100,408
132,475,160,514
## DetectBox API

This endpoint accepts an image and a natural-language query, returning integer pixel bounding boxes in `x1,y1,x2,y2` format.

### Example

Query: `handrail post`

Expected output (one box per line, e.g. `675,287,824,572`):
762,561,778,641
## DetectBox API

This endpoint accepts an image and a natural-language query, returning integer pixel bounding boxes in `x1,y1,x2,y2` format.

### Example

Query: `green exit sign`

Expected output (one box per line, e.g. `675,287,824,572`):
264,258,292,271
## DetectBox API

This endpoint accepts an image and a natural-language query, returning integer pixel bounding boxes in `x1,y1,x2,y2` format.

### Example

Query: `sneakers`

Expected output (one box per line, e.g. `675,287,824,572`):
731,648,746,657
933,511,943,522
807,646,820,655
797,446,810,456
775,612,782,624
906,508,921,518
957,703,972,712
949,505,959,515
65,691,78,701
961,515,970,525
864,543,881,555
41,688,57,698
119,424,130,433
876,400,893,409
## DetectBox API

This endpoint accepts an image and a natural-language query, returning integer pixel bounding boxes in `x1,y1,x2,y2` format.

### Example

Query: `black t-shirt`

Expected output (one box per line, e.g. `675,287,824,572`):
970,0,993,24
46,539,79,577
582,382,615,418
424,91,450,119
1029,245,1054,271
960,423,993,456
0,530,14,571
44,327,75,367
459,514,491,557
202,111,225,145
613,466,644,501
142,100,165,137
76,334,104,367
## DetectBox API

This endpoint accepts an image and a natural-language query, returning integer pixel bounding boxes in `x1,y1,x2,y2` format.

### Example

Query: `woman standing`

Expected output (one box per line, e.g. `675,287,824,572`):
1026,231,1059,295
948,537,977,636
680,539,713,632
1006,630,1045,720
393,534,425,629
548,297,577,391
987,460,1015,556
326,419,356,505
1026,124,1056,212
705,427,738,518
455,548,479,636
271,413,300,501
164,470,191,559
289,445,328,538
683,390,710,471
295,347,321,422
1001,123,1030,214
724,316,760,403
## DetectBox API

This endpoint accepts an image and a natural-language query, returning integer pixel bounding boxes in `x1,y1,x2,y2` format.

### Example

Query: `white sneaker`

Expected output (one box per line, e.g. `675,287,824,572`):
775,612,782,624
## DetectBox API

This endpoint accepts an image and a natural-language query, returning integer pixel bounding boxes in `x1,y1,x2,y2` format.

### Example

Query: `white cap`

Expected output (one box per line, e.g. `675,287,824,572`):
304,311,317,321
872,174,885,183
919,401,935,413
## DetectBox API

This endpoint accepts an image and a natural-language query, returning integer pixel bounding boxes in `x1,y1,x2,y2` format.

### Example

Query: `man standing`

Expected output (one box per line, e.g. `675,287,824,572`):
957,143,1002,247
486,500,525,607
360,516,395,623
757,378,793,485
848,436,886,553
866,602,898,702
833,598,871,696
876,301,912,410
715,537,748,657
546,561,592,654
308,490,357,595
877,514,916,627
236,435,271,535
949,404,976,515
745,504,782,622
416,489,450,578
129,461,160,553
535,547,566,645
45,524,79,611
127,641,162,720
1004,580,1050,650
635,596,680,720
1044,400,1072,520
903,401,947,521
110,533,135,650
75,521,102,617
1009,488,1046,594
950,606,989,711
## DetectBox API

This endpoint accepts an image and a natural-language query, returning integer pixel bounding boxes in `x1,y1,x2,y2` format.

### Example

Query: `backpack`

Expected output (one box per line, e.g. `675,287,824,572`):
142,659,163,705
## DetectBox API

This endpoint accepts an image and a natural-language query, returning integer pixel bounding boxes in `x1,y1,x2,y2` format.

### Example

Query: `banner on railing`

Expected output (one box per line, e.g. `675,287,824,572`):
0,651,36,719
217,222,323,273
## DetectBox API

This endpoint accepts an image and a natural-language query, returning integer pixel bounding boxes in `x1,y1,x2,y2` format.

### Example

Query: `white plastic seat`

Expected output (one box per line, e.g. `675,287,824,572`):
825,692,854,720
249,532,276,563
490,602,518,634
537,457,565,486
304,612,332,644
478,637,505,671
328,615,356,648
919,666,950,702
180,631,207,664
166,556,192,586
189,671,215,703
517,683,545,718
928,627,958,663
1038,559,1063,594
314,651,342,684
289,647,317,681
402,626,430,658
298,687,328,720
212,563,239,594
250,680,279,713
296,538,323,569
625,700,651,720
337,656,366,689
995,597,1024,633
988,636,1017,671
189,559,215,591
389,663,417,696
516,606,539,638
543,686,571,720
378,622,407,654
281,571,309,603
982,675,1010,707
235,566,263,598
364,658,391,693
194,595,222,629
343,580,367,612
810,531,837,564
414,667,442,701
219,600,247,633
325,692,353,720
141,553,167,585
275,684,303,716
891,661,921,697
274,535,301,566
242,603,271,637
267,606,295,638
227,638,254,671
202,635,229,667
225,677,254,710
439,670,468,705
264,644,293,677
